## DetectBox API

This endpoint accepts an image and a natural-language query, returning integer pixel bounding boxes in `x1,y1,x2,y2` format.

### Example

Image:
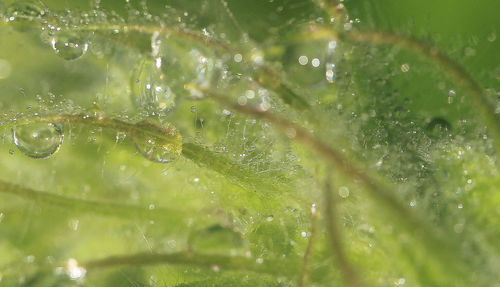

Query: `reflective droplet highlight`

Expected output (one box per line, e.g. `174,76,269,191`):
325,41,337,83
132,120,182,163
50,32,89,61
66,258,86,280
12,122,64,159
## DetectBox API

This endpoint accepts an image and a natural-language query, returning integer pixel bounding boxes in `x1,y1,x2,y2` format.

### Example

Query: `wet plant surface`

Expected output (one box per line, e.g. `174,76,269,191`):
0,0,499,286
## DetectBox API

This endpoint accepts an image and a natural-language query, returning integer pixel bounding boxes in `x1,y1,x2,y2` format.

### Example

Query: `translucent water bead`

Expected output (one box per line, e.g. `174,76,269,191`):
12,122,64,159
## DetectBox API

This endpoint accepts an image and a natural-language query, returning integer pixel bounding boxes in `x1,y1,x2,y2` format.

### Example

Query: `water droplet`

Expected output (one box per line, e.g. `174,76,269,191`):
12,123,64,159
233,53,243,63
188,224,244,253
447,89,456,104
396,278,406,286
453,223,464,233
311,58,320,67
487,31,496,42
298,55,308,65
400,63,410,72
325,63,336,83
132,120,182,163
425,117,451,138
50,32,89,61
131,58,176,114
68,219,79,231
66,258,86,280
343,22,352,31
6,0,47,21
26,255,35,263
338,186,350,198
115,131,127,143
325,41,337,83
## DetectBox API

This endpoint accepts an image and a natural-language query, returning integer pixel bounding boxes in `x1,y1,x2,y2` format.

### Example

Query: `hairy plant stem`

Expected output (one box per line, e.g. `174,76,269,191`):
199,88,488,287
1,113,300,200
0,180,182,221
82,251,300,276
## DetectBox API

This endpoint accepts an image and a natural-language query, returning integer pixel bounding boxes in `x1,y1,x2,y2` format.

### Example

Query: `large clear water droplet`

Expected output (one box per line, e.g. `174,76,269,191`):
12,123,64,159
6,0,46,21
153,36,216,97
132,120,182,163
50,32,89,61
131,58,176,114
425,117,451,138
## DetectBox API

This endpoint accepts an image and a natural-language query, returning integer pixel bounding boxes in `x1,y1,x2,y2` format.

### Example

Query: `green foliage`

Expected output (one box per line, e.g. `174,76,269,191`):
0,0,499,286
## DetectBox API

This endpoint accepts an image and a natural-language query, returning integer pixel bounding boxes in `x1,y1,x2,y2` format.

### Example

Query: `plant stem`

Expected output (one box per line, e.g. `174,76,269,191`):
298,207,319,287
200,87,487,286
82,251,299,276
0,179,181,221
323,176,364,287
1,113,296,197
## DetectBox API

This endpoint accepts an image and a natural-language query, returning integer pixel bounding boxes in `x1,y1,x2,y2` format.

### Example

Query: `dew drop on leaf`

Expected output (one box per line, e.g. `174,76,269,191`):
325,41,338,83
338,186,350,198
132,120,182,163
12,122,64,159
6,0,46,21
425,117,451,138
50,32,89,61
131,58,176,114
